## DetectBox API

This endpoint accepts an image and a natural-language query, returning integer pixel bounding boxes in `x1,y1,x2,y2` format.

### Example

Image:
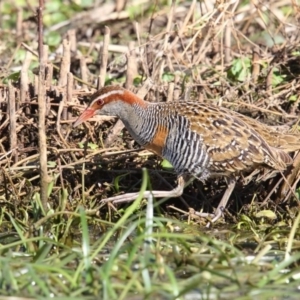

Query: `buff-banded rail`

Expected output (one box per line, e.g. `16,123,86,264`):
73,85,300,223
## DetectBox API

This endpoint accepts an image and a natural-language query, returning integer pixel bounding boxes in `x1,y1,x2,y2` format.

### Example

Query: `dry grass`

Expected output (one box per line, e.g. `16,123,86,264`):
0,0,299,223
0,0,300,298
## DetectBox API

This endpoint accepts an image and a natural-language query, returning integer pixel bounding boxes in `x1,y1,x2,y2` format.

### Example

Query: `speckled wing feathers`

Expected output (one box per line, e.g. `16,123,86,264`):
154,102,293,176
235,113,300,152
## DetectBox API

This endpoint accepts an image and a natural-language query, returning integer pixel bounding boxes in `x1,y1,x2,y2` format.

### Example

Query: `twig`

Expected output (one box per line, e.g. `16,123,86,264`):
37,0,50,213
125,41,137,88
252,50,260,83
98,26,110,88
20,51,32,114
80,57,88,90
8,82,17,163
67,72,74,120
59,39,71,120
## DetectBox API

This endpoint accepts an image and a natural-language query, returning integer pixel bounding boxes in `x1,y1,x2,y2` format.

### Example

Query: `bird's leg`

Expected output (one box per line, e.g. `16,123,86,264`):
100,175,187,204
210,177,236,223
193,177,236,225
100,175,235,225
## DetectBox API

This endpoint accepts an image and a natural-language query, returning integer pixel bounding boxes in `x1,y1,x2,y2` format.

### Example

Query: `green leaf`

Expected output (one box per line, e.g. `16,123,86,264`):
3,71,21,83
59,188,68,212
47,180,54,198
162,72,175,82
46,208,55,216
44,31,62,47
32,192,46,217
289,95,297,102
47,161,56,168
113,176,121,193
80,0,94,7
161,159,173,169
126,4,143,20
45,0,61,13
255,210,277,220
87,142,98,150
228,57,251,82
77,142,98,150
292,51,300,56
272,72,285,87
133,76,143,85
113,173,130,193
14,49,27,63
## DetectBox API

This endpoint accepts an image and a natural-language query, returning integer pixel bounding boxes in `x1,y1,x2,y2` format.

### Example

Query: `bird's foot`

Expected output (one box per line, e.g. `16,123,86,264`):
206,206,225,228
192,206,225,228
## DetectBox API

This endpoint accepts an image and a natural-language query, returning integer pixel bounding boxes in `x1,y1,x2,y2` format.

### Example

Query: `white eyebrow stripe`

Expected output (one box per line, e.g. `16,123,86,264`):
91,89,125,104
101,90,124,99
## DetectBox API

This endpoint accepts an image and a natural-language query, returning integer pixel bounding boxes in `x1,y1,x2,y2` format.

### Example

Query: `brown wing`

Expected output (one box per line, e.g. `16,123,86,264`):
168,102,292,175
235,113,300,152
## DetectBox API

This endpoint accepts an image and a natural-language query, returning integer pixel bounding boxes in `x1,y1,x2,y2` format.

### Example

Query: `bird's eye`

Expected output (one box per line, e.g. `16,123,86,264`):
97,99,104,106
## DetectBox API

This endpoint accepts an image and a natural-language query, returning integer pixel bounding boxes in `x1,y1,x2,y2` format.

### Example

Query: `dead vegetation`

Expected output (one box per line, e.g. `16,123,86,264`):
0,0,300,225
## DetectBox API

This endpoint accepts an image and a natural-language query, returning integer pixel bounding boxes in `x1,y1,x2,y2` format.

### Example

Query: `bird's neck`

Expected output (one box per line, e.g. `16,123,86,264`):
111,90,154,146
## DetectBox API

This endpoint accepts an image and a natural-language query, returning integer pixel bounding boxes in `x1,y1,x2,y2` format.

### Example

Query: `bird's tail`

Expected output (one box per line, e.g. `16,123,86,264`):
269,147,293,171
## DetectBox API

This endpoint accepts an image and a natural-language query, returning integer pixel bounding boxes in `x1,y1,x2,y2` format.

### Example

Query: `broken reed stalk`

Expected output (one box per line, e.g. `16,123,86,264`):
20,50,32,114
68,29,77,53
224,22,231,64
46,62,53,89
59,39,71,120
252,50,260,83
98,26,110,89
125,41,137,88
80,57,88,89
8,82,17,163
67,72,74,120
37,0,50,213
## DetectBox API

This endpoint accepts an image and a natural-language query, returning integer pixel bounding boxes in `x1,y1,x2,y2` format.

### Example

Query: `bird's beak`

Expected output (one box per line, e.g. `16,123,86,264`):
73,108,95,128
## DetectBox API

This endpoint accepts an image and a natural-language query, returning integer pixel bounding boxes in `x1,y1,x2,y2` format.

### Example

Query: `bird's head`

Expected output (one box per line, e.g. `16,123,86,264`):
73,85,134,127
73,85,148,127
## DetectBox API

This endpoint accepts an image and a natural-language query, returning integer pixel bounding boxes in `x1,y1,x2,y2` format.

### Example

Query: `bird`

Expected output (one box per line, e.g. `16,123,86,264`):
73,85,300,223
